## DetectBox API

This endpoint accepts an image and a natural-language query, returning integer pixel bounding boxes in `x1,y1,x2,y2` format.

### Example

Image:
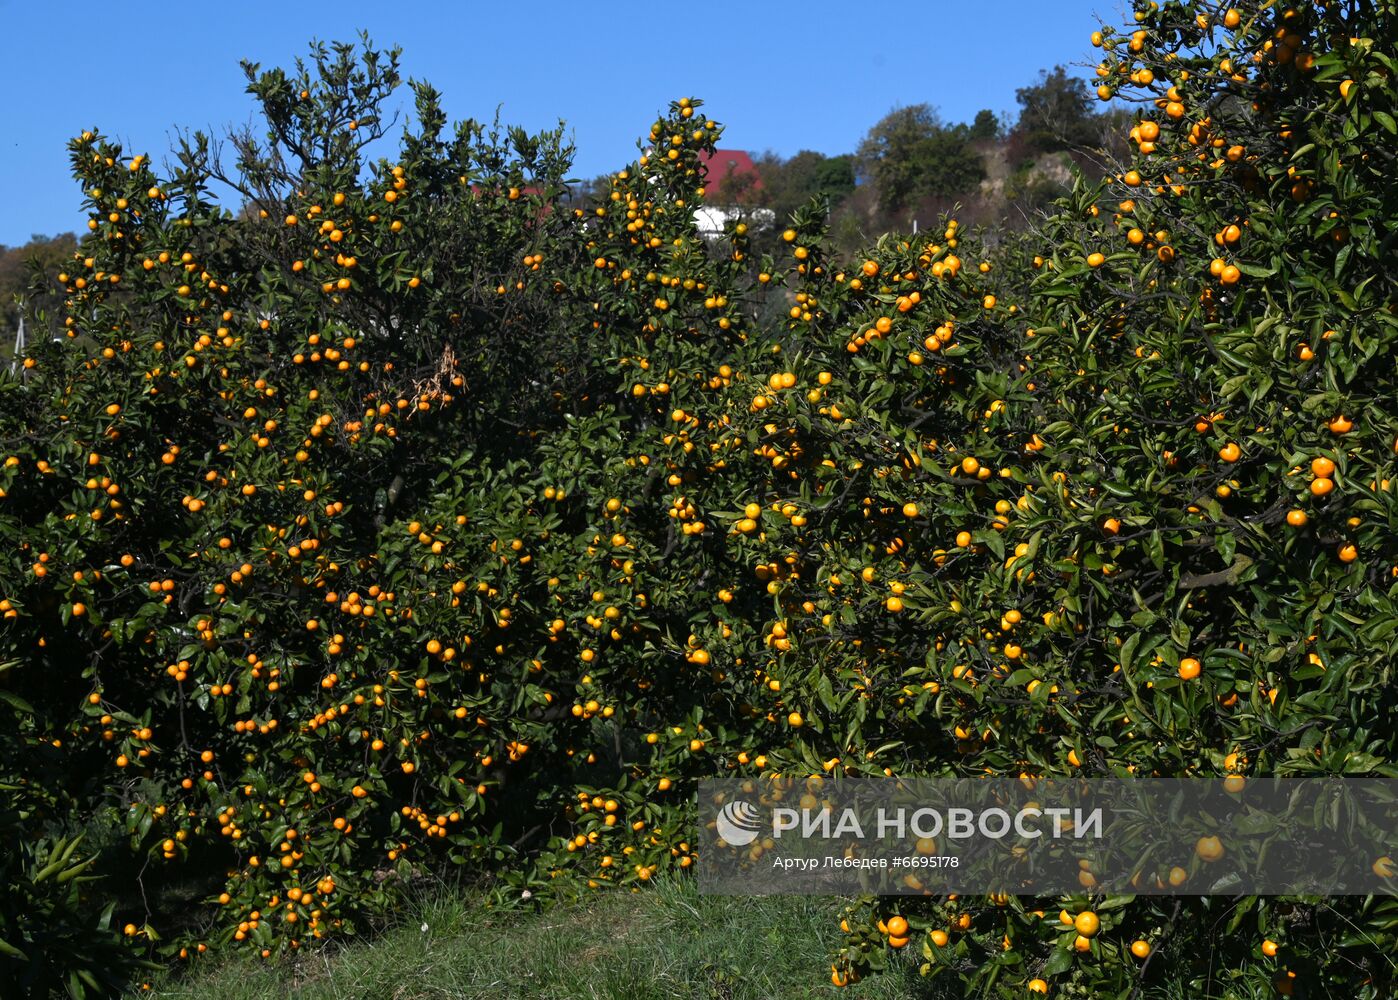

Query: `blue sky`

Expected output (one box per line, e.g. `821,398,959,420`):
0,0,1118,246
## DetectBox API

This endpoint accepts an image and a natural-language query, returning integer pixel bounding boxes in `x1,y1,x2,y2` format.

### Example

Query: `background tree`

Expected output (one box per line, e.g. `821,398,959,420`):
1010,64,1100,155
856,105,985,217
968,108,1001,140
752,149,855,223
0,233,76,352
809,154,856,206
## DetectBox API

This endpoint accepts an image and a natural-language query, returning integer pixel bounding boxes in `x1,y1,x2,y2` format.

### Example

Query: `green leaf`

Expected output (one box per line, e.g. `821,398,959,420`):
0,689,34,715
1042,944,1075,977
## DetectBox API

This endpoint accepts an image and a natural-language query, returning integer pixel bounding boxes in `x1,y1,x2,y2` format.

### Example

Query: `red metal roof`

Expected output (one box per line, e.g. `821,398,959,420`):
698,149,763,202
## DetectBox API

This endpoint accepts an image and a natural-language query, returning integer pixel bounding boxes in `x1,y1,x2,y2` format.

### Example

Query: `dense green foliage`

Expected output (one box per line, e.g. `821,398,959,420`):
1,2,1396,997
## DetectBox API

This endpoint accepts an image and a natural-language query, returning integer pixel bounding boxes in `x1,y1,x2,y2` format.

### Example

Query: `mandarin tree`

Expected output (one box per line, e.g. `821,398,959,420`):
0,36,599,993
821,0,1398,994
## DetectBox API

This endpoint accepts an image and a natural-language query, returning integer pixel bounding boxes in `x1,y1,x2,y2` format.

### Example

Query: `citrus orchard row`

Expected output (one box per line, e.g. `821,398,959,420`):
1,3,1395,996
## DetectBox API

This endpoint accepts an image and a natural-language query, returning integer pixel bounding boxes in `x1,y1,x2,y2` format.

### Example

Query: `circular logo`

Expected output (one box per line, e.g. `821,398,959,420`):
716,799,763,846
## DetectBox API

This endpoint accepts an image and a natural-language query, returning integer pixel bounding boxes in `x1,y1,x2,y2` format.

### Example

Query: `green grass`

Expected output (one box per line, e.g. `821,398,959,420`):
135,878,952,1000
